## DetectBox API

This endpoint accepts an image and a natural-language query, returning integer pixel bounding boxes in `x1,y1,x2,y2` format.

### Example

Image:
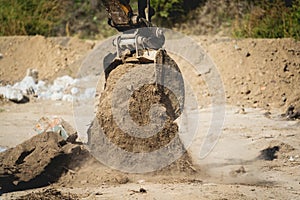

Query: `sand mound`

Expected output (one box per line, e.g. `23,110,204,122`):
202,37,300,111
0,36,94,84
0,132,85,193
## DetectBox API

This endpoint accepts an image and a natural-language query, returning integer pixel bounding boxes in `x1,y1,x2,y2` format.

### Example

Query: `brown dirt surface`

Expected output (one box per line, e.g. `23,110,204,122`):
1,36,300,199
15,188,79,200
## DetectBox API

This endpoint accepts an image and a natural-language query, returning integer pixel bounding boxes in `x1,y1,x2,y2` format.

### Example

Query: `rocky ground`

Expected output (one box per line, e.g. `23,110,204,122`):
0,35,299,199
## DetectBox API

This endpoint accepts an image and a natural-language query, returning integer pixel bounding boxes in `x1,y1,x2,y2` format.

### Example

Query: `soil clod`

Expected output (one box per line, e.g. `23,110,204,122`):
258,146,280,161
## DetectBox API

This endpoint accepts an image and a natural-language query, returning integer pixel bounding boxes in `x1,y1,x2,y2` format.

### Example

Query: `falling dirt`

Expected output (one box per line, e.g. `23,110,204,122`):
88,55,196,175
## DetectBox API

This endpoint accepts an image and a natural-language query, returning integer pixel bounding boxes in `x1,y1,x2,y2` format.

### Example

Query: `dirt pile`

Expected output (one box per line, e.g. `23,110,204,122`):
0,132,85,193
190,37,300,112
88,57,196,174
0,36,94,84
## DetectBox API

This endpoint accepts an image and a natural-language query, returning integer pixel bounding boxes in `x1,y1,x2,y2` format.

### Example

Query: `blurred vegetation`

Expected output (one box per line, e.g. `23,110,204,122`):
0,0,65,36
0,0,299,39
0,0,116,38
151,0,205,26
233,0,300,39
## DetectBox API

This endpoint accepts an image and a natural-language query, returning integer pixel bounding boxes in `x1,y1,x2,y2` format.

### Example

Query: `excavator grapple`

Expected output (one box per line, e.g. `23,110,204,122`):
87,0,186,167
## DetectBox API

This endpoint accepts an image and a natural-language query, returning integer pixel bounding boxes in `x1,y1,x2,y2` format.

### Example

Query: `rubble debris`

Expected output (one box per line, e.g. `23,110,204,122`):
283,105,300,120
15,188,79,200
0,146,6,153
115,175,129,184
289,156,295,162
229,166,246,177
139,188,147,193
264,111,272,118
257,146,280,161
234,45,241,51
0,73,97,103
34,117,77,142
236,107,246,114
26,69,39,84
0,131,84,193
13,76,36,94
235,166,246,174
129,188,147,195
0,85,29,103
259,140,295,160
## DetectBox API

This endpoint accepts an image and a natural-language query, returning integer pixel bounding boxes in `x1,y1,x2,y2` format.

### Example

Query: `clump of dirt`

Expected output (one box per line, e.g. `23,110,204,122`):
0,94,10,106
0,132,86,193
258,146,280,161
283,105,300,120
88,58,197,175
257,141,295,161
16,188,79,200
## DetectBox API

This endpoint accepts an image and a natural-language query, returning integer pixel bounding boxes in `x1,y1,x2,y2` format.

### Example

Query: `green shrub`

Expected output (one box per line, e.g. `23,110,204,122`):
233,0,300,39
0,0,114,38
150,0,205,27
0,0,66,36
0,0,298,39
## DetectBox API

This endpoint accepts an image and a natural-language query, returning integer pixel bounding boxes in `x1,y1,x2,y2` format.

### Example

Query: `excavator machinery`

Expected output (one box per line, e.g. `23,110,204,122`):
86,0,186,172
101,0,166,62
99,0,184,115
101,0,155,31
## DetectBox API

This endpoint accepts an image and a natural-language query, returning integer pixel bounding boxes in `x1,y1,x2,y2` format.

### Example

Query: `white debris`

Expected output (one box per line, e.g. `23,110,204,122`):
289,156,295,162
53,75,75,89
50,83,64,93
38,91,52,100
234,44,242,51
1,70,97,102
0,53,3,59
26,69,39,83
36,80,47,91
0,86,24,102
13,76,36,93
51,92,63,101
62,94,73,102
83,88,96,99
71,87,79,95
0,146,6,153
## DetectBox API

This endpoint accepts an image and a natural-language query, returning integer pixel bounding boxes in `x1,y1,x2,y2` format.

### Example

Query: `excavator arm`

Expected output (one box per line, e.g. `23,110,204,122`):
100,0,154,32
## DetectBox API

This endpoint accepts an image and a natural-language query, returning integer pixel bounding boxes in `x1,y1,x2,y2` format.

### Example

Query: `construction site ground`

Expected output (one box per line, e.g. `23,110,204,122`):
0,36,299,199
